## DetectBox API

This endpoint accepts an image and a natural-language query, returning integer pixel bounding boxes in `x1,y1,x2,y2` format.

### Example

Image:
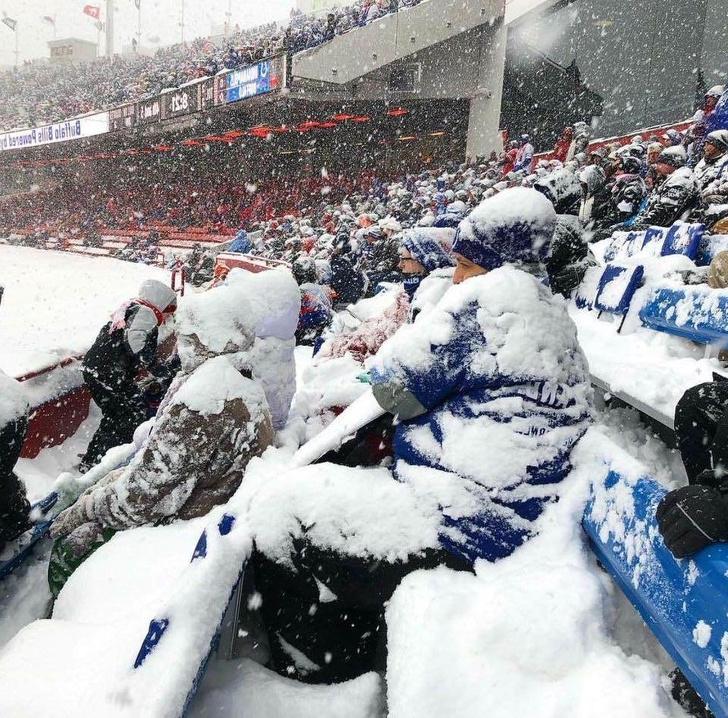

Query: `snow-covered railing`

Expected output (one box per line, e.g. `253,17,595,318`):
584,470,728,718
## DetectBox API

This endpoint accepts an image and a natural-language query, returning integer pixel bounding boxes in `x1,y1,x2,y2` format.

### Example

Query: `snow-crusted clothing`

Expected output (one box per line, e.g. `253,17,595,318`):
0,371,31,548
81,280,178,467
546,215,590,297
369,267,592,563
631,168,697,230
514,142,535,173
66,359,273,532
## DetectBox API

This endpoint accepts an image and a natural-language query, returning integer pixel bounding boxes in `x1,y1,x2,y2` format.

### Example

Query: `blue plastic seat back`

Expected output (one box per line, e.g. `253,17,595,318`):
696,234,728,267
604,231,644,262
662,222,705,260
584,470,728,718
639,286,728,348
594,263,645,315
641,226,668,257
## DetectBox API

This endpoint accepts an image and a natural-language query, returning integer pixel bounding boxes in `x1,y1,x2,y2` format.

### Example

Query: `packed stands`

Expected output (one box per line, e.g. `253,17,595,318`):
0,0,426,132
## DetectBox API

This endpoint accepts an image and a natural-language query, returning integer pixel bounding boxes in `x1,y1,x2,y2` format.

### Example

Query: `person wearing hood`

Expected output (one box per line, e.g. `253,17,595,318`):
79,280,179,472
247,187,592,684
0,369,31,551
329,233,365,307
566,121,591,162
50,284,274,597
577,164,608,225
630,147,697,230
694,130,728,213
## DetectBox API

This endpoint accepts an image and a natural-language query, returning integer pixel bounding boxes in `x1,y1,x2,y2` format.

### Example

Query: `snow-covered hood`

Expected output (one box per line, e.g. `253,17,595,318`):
137,279,177,313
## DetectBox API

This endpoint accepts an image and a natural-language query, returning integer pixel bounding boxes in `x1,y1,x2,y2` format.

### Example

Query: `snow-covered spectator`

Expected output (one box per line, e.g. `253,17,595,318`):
49,283,275,596
631,147,697,230
513,134,535,173
79,280,179,471
246,187,592,683
0,368,31,550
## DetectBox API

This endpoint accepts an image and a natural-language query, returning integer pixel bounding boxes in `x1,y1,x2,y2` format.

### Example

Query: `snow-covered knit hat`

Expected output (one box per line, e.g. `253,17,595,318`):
657,145,687,168
399,228,455,273
705,130,728,152
452,188,557,271
533,168,582,214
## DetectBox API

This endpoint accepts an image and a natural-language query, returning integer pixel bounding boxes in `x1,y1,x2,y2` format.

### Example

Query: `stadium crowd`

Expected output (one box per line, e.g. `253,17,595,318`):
0,0,425,131
2,43,728,718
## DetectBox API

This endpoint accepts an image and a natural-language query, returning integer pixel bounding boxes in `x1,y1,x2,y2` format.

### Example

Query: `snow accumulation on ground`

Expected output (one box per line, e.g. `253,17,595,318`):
0,254,698,717
0,246,169,377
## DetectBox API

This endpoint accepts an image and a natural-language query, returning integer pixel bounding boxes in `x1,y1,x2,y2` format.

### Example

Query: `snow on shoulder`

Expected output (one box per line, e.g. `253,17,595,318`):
175,283,255,358
172,355,269,418
0,370,29,426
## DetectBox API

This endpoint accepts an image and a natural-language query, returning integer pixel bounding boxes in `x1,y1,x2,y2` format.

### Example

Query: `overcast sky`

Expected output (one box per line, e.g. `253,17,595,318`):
0,0,295,67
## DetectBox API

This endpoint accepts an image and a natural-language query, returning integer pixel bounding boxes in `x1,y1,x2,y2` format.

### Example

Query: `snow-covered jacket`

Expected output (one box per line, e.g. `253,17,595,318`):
694,153,728,191
83,280,177,390
66,357,273,531
369,267,592,563
632,168,697,230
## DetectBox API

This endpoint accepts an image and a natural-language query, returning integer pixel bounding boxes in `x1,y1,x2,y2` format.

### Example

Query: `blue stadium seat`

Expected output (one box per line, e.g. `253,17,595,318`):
639,286,728,348
594,263,645,331
696,234,728,267
584,470,728,718
603,231,645,262
662,222,705,260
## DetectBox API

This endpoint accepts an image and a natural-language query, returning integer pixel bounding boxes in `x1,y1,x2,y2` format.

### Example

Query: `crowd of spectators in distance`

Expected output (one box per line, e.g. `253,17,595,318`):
0,0,425,131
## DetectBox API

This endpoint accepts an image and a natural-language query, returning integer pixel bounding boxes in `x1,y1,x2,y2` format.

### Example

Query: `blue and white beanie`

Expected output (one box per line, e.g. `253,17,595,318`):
400,228,455,273
452,188,556,271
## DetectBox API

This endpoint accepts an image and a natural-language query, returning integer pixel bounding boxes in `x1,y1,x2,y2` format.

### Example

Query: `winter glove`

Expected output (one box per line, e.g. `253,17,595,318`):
50,494,95,540
656,485,728,559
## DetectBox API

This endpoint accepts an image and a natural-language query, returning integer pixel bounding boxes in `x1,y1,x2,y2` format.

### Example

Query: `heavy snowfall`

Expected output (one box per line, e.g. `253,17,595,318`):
1,1,728,717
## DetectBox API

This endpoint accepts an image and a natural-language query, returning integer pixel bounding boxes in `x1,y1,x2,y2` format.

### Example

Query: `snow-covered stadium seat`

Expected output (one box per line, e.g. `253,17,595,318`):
697,234,728,267
584,467,728,718
594,263,645,330
639,285,728,348
661,222,704,261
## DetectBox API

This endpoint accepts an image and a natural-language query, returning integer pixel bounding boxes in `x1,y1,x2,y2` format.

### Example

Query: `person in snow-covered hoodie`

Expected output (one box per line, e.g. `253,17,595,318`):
630,147,697,230
49,283,274,597
0,369,31,550
247,187,593,683
79,280,179,471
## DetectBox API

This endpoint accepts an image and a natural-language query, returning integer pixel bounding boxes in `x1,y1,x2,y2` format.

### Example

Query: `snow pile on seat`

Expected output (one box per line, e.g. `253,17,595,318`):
247,462,442,565
191,658,383,718
0,246,169,377
385,429,683,718
0,507,249,718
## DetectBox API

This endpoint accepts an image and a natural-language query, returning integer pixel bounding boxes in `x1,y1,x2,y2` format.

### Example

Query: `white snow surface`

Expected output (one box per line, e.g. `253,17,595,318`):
385,429,684,718
0,246,169,377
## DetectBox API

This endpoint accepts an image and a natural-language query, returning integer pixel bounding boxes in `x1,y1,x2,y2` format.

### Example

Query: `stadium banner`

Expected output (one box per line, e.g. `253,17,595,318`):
219,55,287,105
161,80,203,121
0,112,109,152
109,103,137,132
138,97,162,125
201,77,216,110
